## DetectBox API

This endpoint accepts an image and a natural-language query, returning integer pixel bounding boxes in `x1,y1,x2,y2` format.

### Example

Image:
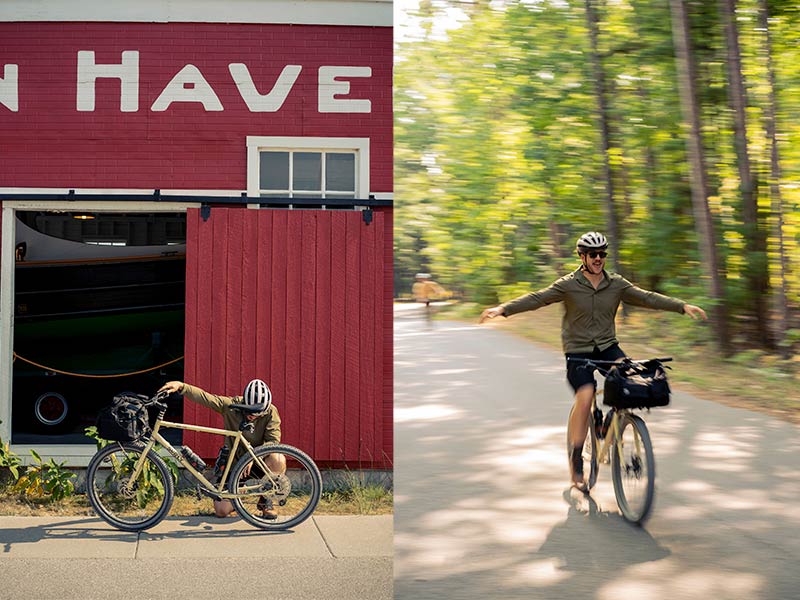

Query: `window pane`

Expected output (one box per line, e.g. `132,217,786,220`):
293,152,321,191
326,153,355,192
293,192,324,199
260,152,289,190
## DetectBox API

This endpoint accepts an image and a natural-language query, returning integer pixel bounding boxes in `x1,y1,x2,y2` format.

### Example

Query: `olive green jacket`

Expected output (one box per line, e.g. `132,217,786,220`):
179,383,281,460
500,268,685,354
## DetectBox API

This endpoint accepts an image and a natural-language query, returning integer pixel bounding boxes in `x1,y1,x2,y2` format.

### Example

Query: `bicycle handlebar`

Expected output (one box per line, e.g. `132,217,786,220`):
567,356,672,377
566,357,673,365
146,389,172,411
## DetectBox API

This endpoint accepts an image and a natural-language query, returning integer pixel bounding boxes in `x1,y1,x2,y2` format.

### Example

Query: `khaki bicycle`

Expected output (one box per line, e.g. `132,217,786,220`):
567,357,671,525
86,391,322,532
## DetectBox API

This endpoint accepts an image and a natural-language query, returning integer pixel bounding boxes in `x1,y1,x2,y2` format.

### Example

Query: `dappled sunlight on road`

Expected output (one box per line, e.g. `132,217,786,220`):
510,557,571,586
666,477,800,523
474,445,564,477
597,563,765,600
692,429,756,471
394,403,464,424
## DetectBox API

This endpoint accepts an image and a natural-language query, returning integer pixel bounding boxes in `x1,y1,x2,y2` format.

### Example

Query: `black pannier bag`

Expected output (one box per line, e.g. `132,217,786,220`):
96,393,151,442
603,360,671,409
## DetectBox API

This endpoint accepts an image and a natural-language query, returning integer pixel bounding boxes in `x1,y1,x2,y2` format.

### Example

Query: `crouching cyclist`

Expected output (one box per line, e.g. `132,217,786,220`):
158,378,286,519
480,232,707,491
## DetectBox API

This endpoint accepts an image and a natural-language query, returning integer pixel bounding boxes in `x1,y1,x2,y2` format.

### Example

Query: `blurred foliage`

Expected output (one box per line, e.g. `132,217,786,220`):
395,0,800,353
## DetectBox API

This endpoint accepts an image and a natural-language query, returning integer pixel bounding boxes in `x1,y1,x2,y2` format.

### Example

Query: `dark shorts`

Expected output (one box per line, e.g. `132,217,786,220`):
565,344,626,393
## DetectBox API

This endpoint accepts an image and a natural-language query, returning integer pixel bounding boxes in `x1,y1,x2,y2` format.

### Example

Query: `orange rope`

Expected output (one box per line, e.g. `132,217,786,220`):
12,352,183,379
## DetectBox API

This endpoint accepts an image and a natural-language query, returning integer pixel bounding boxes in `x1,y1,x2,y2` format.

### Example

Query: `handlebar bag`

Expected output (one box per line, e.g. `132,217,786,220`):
96,393,151,442
603,361,670,409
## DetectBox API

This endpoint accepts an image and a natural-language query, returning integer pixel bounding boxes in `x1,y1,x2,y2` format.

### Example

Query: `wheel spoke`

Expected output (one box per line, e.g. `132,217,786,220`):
228,444,321,530
611,414,655,524
87,444,174,531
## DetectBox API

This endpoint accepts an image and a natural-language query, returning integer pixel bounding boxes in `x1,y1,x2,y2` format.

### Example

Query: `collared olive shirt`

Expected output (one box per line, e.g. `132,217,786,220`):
500,268,685,354
179,383,281,460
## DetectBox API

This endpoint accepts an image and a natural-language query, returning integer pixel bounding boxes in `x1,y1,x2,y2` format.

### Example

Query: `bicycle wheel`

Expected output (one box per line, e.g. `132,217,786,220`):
228,444,322,530
86,442,174,532
611,413,655,524
566,404,598,490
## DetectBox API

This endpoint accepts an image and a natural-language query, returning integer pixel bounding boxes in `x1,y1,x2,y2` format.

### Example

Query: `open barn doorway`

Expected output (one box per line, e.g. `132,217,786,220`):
11,210,186,444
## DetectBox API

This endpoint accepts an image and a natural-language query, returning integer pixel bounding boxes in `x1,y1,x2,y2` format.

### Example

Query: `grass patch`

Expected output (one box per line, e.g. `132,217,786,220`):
442,302,800,424
0,477,393,517
321,468,394,515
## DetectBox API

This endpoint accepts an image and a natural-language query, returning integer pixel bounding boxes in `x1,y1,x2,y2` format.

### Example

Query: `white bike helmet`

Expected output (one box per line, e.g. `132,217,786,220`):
576,231,609,253
243,379,272,415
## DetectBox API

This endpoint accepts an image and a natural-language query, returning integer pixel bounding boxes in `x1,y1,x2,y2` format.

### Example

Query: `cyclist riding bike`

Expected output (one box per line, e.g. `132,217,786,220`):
479,232,707,491
412,272,447,306
157,378,286,518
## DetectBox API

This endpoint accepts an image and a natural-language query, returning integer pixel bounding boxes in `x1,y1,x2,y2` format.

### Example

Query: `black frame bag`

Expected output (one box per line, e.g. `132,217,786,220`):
603,360,671,409
96,393,151,442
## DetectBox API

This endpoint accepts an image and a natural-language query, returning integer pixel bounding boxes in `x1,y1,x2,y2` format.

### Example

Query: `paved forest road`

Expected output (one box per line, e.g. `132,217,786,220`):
394,305,800,600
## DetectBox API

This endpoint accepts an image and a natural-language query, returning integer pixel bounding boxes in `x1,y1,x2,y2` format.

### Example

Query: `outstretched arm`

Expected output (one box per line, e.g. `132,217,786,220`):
158,382,228,413
480,279,567,324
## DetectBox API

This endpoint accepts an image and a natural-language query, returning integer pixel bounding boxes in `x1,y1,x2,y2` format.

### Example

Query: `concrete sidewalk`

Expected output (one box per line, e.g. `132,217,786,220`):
0,514,392,558
0,514,393,600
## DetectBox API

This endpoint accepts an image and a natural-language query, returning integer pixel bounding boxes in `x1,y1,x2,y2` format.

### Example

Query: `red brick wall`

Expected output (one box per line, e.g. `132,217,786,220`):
0,22,392,192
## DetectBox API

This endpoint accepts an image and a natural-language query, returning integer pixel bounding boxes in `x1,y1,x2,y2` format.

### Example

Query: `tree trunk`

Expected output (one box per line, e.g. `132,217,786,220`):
668,0,730,353
758,0,790,354
583,0,620,270
719,0,770,346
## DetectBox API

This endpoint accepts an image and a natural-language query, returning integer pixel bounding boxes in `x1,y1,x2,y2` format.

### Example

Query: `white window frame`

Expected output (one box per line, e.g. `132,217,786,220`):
246,136,369,201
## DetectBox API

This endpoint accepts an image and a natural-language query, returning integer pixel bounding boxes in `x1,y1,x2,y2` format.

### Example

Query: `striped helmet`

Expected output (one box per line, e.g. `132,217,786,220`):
243,379,272,414
576,231,608,252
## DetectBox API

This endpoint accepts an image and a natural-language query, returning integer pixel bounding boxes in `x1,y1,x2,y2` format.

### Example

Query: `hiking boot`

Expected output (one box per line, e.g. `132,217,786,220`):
257,496,278,520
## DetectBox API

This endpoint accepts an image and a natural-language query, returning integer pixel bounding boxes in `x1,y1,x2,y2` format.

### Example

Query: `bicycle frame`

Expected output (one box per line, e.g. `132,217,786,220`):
127,418,276,500
592,392,630,467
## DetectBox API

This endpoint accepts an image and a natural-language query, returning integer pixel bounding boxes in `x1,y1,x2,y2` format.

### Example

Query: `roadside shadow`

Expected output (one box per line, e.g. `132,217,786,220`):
164,515,294,537
536,488,670,571
0,516,293,552
0,517,136,552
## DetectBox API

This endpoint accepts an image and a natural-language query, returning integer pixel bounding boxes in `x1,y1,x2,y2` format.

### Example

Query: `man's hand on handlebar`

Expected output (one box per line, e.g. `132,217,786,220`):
158,381,184,396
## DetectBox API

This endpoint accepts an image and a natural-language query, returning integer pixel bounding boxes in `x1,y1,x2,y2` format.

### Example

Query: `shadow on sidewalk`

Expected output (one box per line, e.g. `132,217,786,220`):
0,515,294,552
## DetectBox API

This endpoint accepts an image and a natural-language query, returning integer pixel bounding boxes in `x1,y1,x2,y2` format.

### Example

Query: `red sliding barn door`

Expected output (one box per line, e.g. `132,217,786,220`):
182,207,391,468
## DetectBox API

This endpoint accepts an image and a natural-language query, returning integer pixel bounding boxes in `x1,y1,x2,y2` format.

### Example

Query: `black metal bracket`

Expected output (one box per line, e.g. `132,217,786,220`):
362,208,373,225
200,205,211,222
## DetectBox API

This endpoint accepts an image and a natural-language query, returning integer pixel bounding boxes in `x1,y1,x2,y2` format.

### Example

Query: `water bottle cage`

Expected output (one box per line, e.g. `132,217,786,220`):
180,446,207,471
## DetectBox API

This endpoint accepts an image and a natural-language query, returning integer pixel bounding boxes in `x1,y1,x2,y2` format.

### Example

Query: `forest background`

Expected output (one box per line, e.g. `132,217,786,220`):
393,0,799,416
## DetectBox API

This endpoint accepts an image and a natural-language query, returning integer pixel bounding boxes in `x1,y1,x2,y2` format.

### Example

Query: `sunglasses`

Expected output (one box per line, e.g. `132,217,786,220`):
584,251,608,259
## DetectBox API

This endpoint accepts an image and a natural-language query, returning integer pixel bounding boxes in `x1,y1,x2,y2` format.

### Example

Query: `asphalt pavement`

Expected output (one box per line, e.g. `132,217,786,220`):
394,303,800,600
0,514,392,600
